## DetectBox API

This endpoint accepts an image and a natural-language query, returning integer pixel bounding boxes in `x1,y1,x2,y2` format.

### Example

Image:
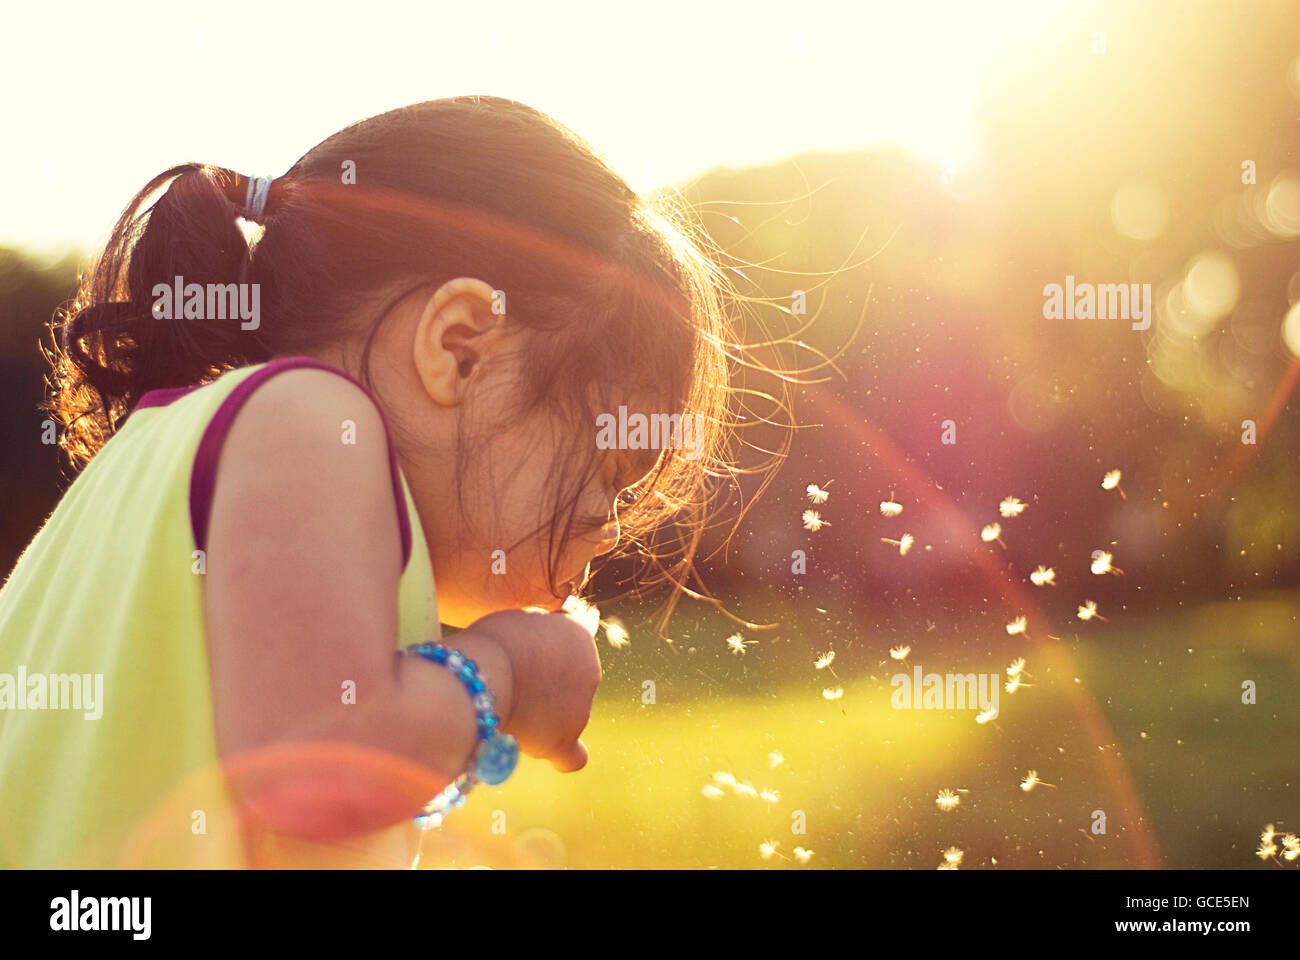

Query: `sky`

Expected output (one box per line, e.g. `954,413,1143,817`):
1,0,1072,256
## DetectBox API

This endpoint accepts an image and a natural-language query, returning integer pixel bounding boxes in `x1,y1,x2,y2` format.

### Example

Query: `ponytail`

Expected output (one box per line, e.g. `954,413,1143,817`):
45,164,274,468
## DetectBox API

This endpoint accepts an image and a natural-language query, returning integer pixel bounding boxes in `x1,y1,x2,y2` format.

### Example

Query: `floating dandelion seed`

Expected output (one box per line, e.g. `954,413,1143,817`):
1006,657,1027,678
980,523,1006,548
1261,823,1277,845
1020,770,1056,792
1090,551,1124,576
880,500,903,518
975,706,998,724
1077,600,1108,622
1005,616,1028,636
1004,675,1031,694
942,846,964,866
806,482,832,504
792,847,814,864
760,788,780,804
1257,839,1278,861
713,771,736,788
1030,565,1057,587
823,687,844,700
802,510,829,531
936,789,960,812
1102,469,1126,500
602,618,630,649
814,651,835,670
880,533,914,555
768,750,784,769
701,784,725,799
999,497,1026,518
1281,835,1300,861
890,645,911,661
733,780,758,799
726,633,756,656
759,840,779,860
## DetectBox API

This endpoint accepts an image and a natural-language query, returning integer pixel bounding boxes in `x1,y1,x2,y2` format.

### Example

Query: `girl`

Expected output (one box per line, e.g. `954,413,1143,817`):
0,96,746,868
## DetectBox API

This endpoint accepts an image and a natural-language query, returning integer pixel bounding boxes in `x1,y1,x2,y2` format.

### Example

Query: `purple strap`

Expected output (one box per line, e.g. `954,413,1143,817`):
134,357,413,571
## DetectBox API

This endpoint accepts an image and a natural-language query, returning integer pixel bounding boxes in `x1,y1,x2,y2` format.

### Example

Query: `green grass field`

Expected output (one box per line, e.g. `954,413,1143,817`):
418,594,1300,869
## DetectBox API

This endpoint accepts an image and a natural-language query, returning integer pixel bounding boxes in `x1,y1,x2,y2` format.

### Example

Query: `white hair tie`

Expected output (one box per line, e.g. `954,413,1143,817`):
243,175,273,219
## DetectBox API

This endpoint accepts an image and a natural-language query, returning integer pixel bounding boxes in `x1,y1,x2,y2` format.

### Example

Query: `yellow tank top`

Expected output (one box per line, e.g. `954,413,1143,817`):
0,357,442,867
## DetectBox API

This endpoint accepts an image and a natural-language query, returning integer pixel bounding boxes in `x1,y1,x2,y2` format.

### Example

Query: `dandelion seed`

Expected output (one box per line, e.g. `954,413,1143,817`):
880,533,914,555
792,847,814,864
1005,616,1028,636
890,645,910,661
761,788,780,804
880,500,904,518
713,771,736,788
980,523,1006,548
768,750,784,769
562,594,601,632
1257,839,1278,861
937,861,958,871
802,510,829,531
1020,770,1056,792
822,687,844,700
1282,835,1300,861
942,846,964,866
1090,551,1124,576
701,784,725,799
814,651,835,670
759,840,779,860
936,789,960,812
1006,657,1026,678
733,780,758,799
975,706,998,724
806,482,832,504
1261,823,1277,845
1030,565,1056,587
726,633,756,655
1102,469,1126,500
999,496,1026,518
602,618,630,649
1077,600,1108,622
1004,675,1031,694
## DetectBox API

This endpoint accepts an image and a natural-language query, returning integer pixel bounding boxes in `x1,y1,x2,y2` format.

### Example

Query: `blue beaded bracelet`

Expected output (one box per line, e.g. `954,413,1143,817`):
404,641,519,830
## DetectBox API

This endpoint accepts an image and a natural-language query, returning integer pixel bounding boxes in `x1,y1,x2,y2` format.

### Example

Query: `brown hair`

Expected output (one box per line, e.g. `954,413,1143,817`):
45,96,793,622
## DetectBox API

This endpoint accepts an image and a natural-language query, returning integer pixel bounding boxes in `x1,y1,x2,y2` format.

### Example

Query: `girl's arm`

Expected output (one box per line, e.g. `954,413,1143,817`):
202,368,513,840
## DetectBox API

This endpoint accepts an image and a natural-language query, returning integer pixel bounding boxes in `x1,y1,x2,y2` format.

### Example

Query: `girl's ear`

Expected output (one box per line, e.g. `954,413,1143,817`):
413,278,507,406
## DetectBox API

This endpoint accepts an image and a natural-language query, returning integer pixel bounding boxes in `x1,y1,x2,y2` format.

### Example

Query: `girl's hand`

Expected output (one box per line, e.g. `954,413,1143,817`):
456,607,601,773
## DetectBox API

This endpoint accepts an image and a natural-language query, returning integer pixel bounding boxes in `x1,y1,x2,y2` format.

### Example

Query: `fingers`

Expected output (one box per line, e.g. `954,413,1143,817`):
547,738,588,773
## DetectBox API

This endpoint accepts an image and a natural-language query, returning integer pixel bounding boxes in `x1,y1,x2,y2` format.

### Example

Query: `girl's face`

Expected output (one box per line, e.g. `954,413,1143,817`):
426,408,655,624
427,403,655,628
375,277,660,628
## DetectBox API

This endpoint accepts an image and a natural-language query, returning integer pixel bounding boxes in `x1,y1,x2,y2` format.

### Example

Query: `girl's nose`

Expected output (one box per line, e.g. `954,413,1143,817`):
594,519,620,556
